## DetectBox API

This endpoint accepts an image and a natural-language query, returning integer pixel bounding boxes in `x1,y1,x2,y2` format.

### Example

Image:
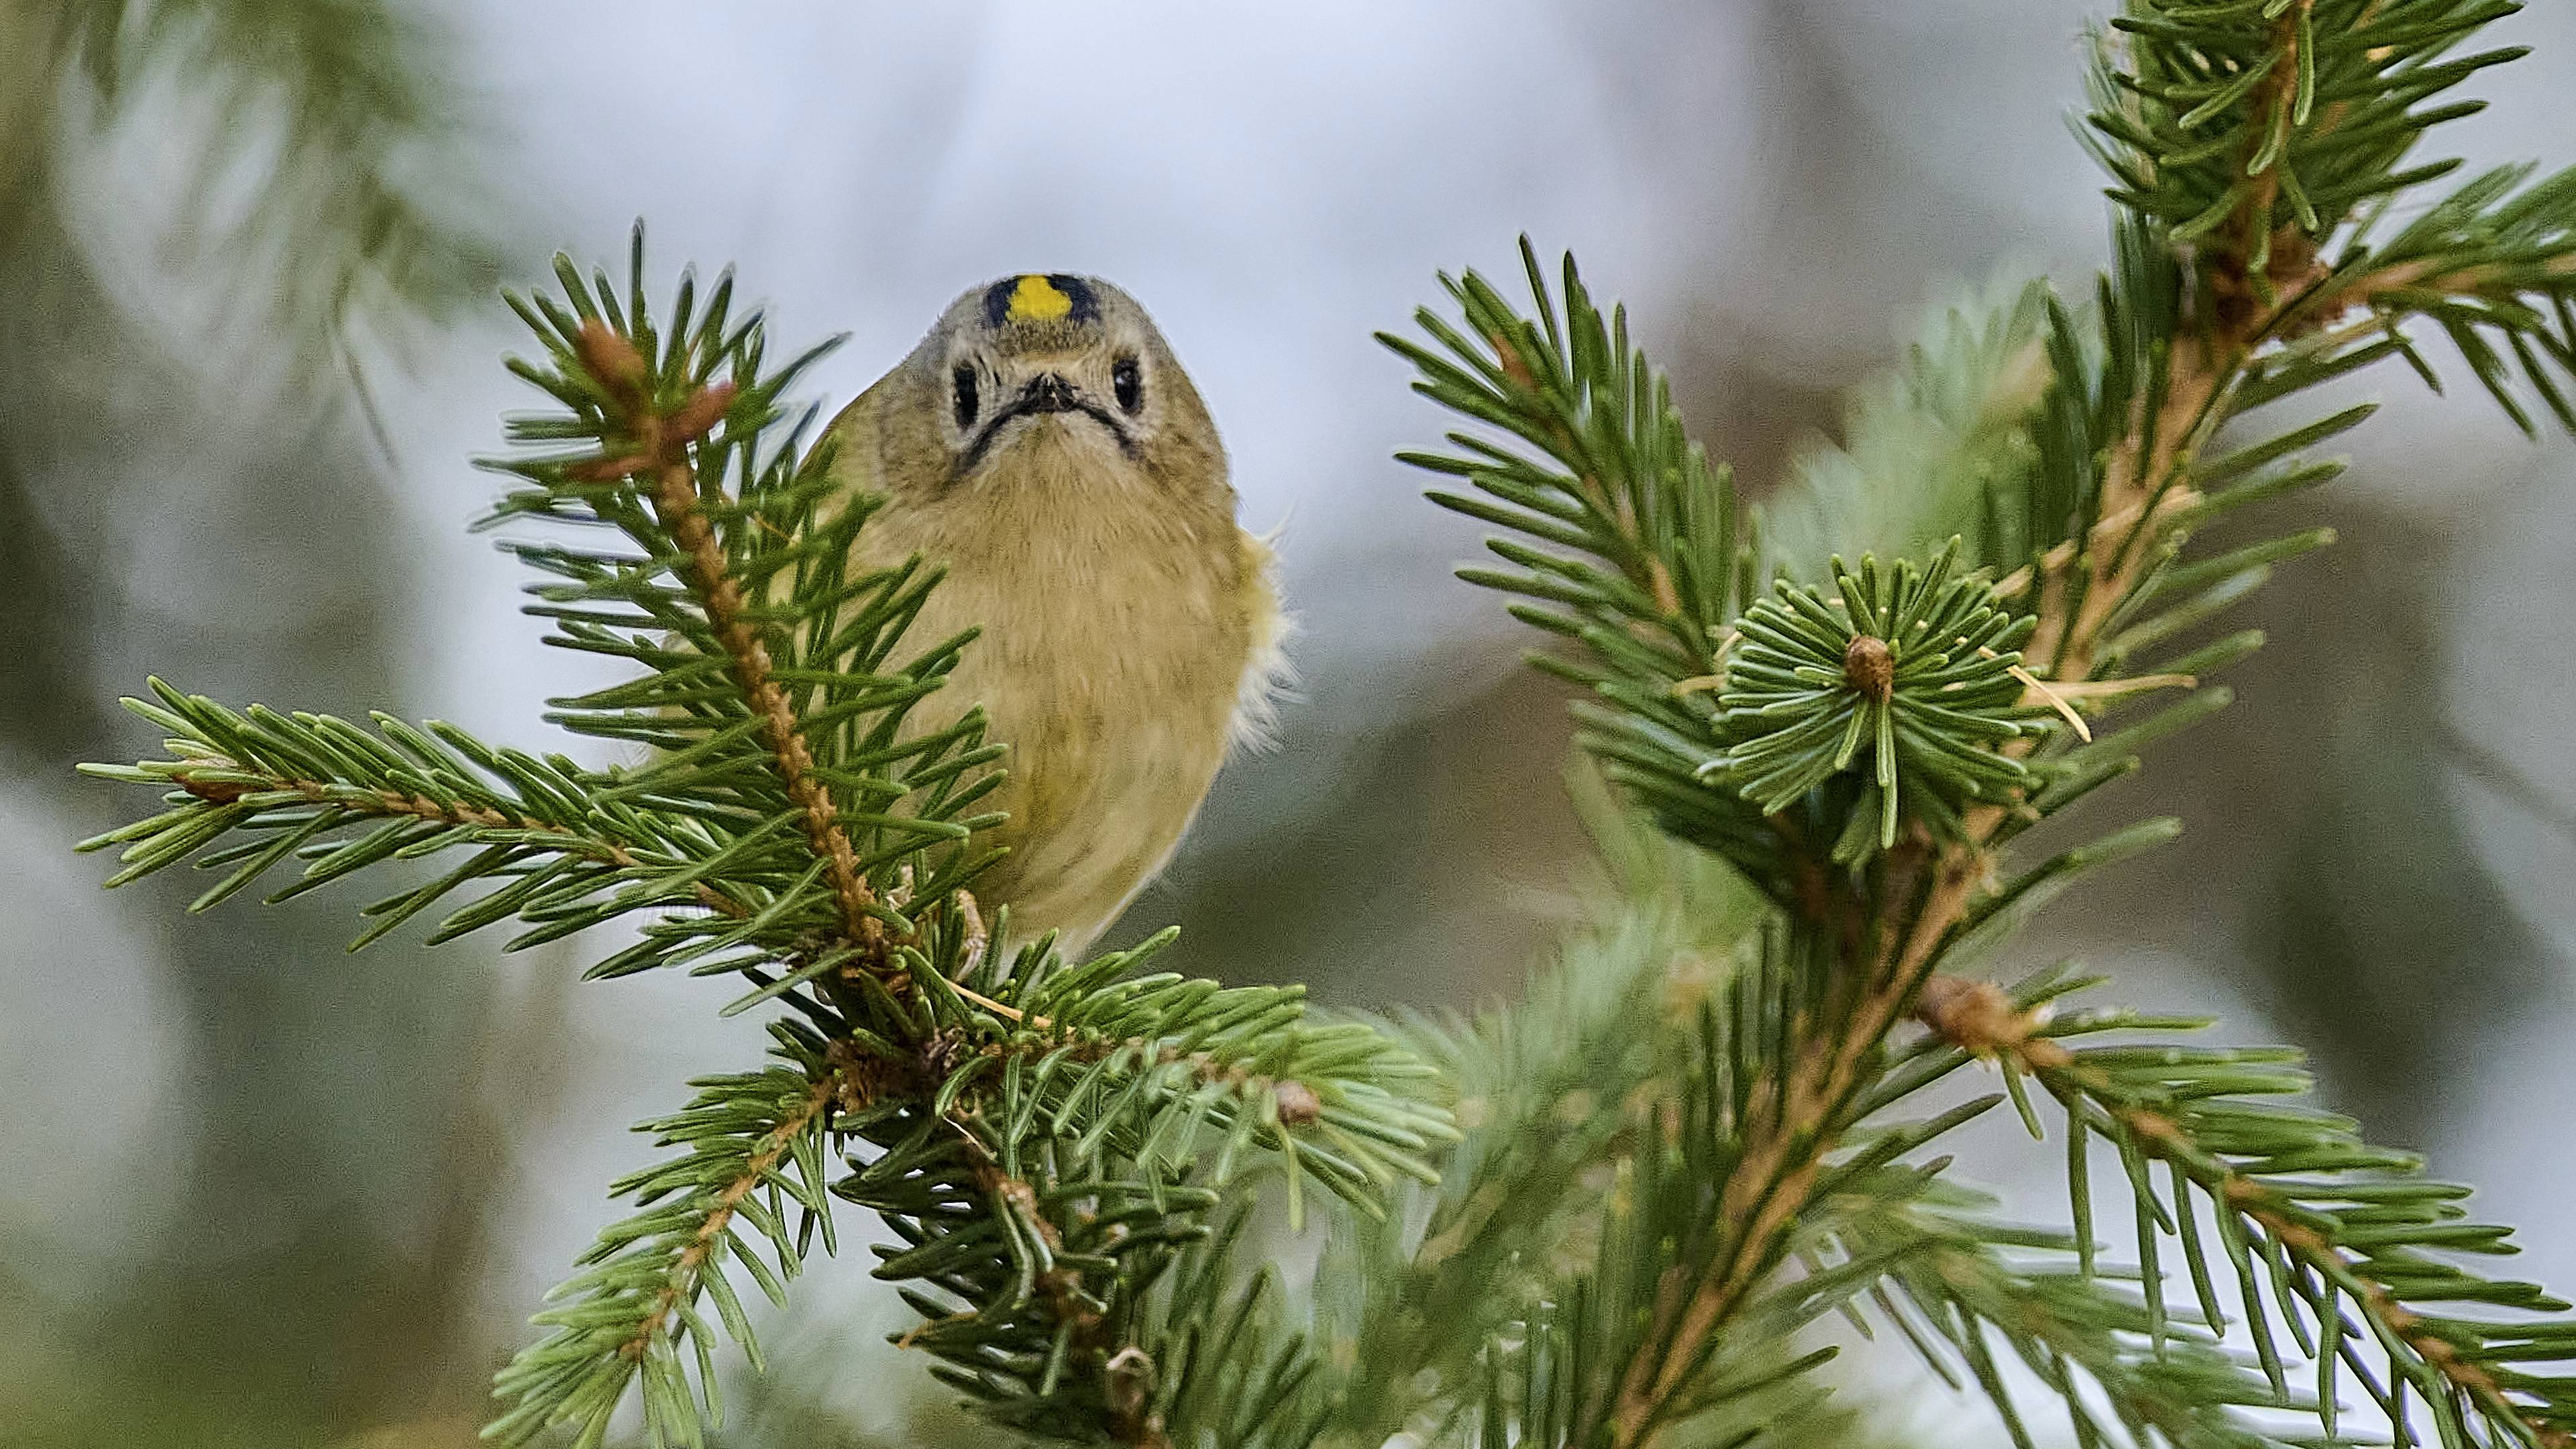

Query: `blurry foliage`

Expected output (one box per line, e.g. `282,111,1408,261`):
42,0,497,335
1,0,496,760
1760,278,2054,580
1,4,507,1448
2249,509,2555,1142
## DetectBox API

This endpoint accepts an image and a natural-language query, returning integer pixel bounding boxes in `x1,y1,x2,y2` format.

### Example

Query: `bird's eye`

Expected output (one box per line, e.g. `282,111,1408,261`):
951,366,979,430
1112,356,1143,414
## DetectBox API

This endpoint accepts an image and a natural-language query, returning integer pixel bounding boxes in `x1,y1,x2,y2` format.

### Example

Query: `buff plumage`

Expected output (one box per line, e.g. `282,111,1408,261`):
823,274,1281,955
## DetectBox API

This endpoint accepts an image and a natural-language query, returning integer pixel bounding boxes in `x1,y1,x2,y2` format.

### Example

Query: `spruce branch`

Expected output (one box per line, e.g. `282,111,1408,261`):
1384,5,2576,1444
479,235,991,986
837,928,1448,1446
82,227,1451,1448
1310,792,1769,1448
1829,1191,2298,1449
1923,967,2576,1448
1714,545,2045,861
1388,258,2079,1443
586,311,885,954
76,684,747,940
963,933,1451,1218
2058,2,2576,661
1428,963,2300,1449
1434,944,1894,1449
486,1024,853,1449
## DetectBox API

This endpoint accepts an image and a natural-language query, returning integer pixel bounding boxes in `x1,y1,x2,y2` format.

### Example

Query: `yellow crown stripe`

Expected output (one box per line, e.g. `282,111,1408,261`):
1006,274,1074,323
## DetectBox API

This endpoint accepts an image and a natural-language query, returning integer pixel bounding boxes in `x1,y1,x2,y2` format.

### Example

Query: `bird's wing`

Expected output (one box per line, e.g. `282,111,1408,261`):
819,378,890,498
1229,525,1291,752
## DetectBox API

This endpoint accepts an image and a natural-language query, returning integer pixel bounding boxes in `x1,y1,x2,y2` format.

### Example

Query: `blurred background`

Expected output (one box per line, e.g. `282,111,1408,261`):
4,3,2574,1446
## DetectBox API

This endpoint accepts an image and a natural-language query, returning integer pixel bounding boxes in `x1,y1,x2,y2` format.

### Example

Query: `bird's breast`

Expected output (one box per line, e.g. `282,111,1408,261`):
857,466,1265,947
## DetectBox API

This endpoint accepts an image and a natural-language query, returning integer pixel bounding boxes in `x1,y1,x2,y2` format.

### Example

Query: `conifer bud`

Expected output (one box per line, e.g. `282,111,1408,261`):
574,319,651,406
1843,634,1894,702
1274,1079,1322,1127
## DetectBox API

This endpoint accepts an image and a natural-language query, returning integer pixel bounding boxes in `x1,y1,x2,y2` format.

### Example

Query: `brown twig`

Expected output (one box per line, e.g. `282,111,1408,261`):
954,1138,1173,1449
963,1017,1328,1133
174,768,747,917
1912,973,2069,1070
1597,105,2346,1434
568,321,890,968
645,459,881,949
618,1069,843,1366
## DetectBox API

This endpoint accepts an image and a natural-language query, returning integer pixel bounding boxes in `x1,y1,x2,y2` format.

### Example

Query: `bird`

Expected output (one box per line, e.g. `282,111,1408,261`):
823,273,1283,958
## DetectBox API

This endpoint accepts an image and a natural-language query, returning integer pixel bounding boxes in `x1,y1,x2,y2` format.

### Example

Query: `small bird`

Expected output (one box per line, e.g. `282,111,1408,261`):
825,274,1282,956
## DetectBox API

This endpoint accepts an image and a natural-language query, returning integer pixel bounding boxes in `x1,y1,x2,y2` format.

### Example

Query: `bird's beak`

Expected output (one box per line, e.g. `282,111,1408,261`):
956,371,1139,478
1020,373,1079,413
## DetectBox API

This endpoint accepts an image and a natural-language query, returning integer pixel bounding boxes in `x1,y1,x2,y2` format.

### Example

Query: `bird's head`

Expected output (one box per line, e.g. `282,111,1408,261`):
876,272,1223,497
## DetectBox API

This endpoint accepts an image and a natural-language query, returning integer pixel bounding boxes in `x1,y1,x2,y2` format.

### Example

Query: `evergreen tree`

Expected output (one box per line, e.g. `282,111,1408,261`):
81,3,2576,1445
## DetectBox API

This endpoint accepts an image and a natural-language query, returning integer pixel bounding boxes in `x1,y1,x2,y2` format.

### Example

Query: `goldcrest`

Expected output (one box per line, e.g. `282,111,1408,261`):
826,274,1283,955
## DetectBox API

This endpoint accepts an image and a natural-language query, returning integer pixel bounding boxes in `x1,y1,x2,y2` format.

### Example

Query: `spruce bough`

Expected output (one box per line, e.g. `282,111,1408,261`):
79,3,2576,1446
80,249,1449,1448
